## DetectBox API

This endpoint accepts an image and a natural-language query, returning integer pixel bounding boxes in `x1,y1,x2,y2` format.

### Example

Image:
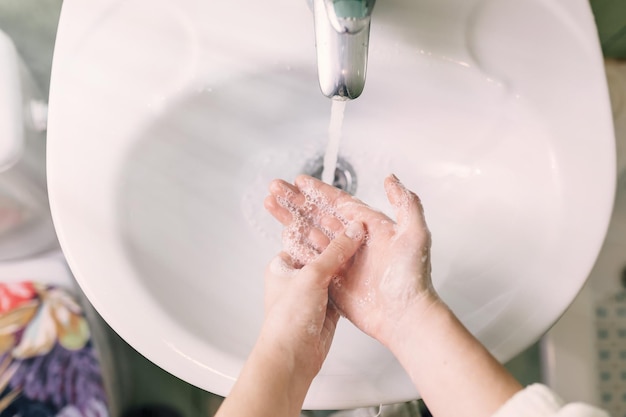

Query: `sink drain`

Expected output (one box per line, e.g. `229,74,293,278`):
302,155,357,195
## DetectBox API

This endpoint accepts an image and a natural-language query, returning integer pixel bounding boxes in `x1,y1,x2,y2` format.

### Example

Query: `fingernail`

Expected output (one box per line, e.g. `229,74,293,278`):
344,222,364,240
390,173,400,182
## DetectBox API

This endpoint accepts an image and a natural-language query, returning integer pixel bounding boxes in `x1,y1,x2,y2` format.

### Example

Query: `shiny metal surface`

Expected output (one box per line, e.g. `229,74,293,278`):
313,0,375,99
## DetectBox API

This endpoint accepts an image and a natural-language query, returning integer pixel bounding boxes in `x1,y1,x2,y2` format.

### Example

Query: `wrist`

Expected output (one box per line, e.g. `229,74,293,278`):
381,296,523,417
253,331,317,396
235,341,312,417
384,293,449,354
221,337,314,417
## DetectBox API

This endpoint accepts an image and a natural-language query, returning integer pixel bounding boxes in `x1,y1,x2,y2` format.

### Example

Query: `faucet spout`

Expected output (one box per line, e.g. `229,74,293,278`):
313,0,376,100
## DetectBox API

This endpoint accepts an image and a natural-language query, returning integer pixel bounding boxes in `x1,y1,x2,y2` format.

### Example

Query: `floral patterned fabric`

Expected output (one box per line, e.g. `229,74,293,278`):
0,282,109,416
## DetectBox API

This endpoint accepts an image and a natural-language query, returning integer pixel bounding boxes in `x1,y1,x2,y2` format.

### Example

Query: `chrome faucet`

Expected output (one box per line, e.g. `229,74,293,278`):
312,0,376,100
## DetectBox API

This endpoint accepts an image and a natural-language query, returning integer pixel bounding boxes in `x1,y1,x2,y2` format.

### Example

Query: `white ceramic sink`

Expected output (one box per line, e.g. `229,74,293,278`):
48,0,614,409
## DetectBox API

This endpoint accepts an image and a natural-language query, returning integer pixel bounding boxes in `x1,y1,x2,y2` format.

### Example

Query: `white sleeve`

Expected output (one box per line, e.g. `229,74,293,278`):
492,384,610,417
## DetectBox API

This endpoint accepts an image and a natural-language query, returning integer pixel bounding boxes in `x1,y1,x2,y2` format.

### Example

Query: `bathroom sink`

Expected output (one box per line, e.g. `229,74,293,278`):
48,0,614,409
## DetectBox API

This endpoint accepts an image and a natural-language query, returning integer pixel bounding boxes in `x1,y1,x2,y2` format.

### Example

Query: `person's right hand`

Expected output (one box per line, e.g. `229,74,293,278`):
264,174,441,348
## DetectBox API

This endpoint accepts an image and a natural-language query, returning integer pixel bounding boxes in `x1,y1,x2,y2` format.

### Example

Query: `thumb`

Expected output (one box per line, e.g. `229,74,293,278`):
302,222,365,287
384,174,428,233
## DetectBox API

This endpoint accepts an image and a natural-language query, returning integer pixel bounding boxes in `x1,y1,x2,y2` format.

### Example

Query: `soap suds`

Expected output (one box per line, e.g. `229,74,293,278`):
276,179,369,266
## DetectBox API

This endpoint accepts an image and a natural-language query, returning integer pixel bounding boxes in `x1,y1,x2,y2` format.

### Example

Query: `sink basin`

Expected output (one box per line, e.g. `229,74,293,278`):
48,0,615,409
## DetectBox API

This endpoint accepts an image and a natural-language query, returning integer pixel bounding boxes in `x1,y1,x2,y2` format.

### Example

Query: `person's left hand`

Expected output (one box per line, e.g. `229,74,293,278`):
260,221,366,381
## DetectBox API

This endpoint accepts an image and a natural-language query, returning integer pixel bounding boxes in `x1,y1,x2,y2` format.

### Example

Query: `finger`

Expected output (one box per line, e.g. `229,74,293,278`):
268,179,329,233
270,199,331,255
295,176,380,231
275,206,349,254
320,213,347,234
302,221,365,288
269,178,301,197
282,225,320,267
308,227,331,253
264,195,293,225
294,175,355,216
269,179,307,210
384,174,428,233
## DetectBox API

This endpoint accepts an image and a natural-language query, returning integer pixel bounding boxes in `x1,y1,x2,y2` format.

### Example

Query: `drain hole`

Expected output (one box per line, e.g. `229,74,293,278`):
302,155,357,195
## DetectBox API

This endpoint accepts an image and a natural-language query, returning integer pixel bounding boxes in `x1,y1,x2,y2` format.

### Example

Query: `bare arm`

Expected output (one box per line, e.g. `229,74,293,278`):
215,342,311,417
390,300,522,417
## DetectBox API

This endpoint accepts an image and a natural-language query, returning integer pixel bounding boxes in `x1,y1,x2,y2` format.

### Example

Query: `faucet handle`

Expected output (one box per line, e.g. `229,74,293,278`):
325,0,376,33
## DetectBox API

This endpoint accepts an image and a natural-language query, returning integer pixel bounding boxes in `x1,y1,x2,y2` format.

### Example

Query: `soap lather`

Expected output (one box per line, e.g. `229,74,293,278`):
313,0,376,100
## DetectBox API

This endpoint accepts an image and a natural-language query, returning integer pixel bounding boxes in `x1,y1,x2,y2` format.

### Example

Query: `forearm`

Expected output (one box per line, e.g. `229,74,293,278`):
215,337,313,417
389,301,522,417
